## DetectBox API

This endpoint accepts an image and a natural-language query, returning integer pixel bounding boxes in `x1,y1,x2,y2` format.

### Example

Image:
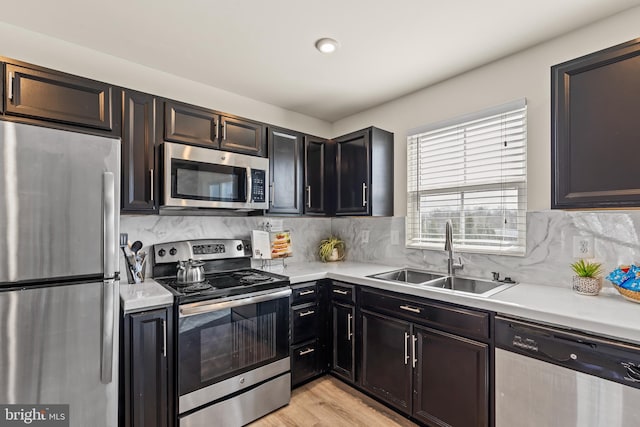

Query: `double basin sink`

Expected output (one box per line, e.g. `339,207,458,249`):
368,268,515,297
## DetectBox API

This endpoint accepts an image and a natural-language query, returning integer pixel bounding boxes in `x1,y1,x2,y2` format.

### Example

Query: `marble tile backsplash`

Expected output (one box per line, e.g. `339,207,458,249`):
331,211,640,288
120,215,332,276
121,210,640,288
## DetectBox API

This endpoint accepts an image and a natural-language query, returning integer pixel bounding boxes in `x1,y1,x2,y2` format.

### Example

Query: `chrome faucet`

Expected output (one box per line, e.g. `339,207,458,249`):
444,220,463,276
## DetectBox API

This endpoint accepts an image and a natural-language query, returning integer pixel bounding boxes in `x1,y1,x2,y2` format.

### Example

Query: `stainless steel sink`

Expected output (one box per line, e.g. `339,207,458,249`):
424,276,514,297
368,268,446,284
369,268,515,297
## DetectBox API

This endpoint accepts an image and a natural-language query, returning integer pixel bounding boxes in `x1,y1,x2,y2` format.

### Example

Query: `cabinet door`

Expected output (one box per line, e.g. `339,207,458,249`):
5,63,116,132
220,115,265,156
361,310,412,414
552,38,640,208
127,310,169,427
335,130,370,215
268,127,303,214
412,326,488,427
122,90,157,213
164,101,219,147
304,136,328,215
331,302,355,382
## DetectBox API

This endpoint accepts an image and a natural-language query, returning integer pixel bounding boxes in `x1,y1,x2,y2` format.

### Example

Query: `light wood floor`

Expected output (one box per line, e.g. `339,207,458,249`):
249,376,417,427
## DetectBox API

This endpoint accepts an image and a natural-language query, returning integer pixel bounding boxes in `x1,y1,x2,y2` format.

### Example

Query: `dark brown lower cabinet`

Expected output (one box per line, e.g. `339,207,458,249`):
361,310,412,414
331,302,355,383
291,340,322,385
122,307,172,427
413,326,488,427
360,304,488,427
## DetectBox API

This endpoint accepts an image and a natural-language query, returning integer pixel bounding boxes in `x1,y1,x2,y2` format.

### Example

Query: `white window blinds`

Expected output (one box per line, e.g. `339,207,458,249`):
406,99,527,256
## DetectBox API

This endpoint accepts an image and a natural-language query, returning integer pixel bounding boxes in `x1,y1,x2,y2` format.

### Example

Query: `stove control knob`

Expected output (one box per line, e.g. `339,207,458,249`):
158,249,166,257
237,244,243,251
170,247,177,256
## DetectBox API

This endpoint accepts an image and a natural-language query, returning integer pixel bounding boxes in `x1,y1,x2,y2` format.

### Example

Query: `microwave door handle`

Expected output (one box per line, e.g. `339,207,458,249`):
246,167,252,203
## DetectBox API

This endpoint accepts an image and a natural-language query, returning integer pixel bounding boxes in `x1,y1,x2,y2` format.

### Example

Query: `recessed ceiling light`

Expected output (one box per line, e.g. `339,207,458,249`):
315,38,339,54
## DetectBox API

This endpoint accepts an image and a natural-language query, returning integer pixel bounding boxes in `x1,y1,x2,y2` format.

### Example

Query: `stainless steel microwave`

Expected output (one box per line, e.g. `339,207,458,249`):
161,142,269,210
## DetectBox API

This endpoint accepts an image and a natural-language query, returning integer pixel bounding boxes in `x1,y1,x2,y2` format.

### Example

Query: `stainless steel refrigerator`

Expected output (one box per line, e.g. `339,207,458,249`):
0,121,120,427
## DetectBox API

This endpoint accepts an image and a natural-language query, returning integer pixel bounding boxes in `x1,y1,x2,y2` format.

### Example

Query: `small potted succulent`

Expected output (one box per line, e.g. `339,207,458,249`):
570,259,603,296
318,236,345,262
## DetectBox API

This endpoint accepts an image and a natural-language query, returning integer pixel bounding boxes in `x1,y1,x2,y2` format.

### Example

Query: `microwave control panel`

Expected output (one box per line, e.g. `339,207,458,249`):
251,169,266,203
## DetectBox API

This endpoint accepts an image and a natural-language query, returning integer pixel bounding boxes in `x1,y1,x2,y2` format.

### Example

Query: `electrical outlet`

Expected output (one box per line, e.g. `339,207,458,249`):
573,235,594,259
391,230,400,245
361,229,370,244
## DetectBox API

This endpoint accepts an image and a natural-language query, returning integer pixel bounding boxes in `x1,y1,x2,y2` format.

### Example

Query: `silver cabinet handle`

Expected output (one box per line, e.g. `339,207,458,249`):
162,319,167,358
299,310,315,317
362,182,368,207
8,71,14,101
412,334,418,368
149,169,154,202
223,121,227,140
298,289,315,296
400,305,421,314
333,289,348,295
306,185,312,208
347,313,353,341
404,332,410,365
214,120,219,139
299,348,315,356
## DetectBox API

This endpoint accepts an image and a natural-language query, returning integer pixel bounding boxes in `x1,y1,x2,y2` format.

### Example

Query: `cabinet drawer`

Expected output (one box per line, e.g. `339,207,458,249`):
291,282,318,305
5,64,116,132
292,302,319,344
361,289,489,340
330,282,355,304
291,340,321,386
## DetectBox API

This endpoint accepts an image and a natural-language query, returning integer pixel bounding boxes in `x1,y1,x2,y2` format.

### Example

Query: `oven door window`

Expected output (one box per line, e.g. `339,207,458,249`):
171,158,248,202
178,297,289,396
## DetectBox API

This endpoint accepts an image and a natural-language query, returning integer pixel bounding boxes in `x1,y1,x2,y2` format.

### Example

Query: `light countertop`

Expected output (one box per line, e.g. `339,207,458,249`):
120,261,640,344
262,261,640,345
120,279,173,313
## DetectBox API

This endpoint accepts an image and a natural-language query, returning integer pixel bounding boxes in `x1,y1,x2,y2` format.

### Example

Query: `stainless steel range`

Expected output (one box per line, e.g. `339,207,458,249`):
153,239,291,427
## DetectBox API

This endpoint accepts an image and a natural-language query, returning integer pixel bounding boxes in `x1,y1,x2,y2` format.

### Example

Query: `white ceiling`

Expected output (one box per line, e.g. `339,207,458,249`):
2,0,640,122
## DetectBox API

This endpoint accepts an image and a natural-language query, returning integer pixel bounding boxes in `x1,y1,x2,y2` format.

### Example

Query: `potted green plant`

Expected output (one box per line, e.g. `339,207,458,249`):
570,259,603,295
318,236,345,262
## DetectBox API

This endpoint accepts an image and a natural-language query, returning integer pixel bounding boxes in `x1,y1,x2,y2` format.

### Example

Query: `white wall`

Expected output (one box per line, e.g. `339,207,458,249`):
332,6,640,216
0,22,332,138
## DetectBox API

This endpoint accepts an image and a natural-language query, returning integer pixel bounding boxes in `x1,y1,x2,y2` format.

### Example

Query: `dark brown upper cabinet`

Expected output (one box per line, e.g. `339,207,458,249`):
334,127,393,216
121,90,158,213
220,115,265,157
4,63,117,133
267,127,304,215
552,38,640,209
163,101,265,157
304,136,331,216
164,101,219,147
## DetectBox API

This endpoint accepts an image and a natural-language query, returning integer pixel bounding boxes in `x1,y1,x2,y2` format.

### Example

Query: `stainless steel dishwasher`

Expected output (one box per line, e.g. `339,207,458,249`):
495,316,640,427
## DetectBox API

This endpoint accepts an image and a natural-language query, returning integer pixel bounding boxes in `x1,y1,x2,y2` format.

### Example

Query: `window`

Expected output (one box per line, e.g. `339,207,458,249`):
406,99,527,256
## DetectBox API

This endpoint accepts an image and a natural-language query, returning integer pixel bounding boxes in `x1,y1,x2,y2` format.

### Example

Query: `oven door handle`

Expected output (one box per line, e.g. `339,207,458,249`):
179,288,292,317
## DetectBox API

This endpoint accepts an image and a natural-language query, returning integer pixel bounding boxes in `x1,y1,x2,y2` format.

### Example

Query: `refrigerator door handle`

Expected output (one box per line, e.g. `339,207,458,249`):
101,172,116,384
103,172,116,278
101,279,115,384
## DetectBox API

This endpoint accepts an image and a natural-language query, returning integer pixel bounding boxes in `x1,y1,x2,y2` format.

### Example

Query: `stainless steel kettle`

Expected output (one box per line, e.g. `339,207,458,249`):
176,259,205,284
